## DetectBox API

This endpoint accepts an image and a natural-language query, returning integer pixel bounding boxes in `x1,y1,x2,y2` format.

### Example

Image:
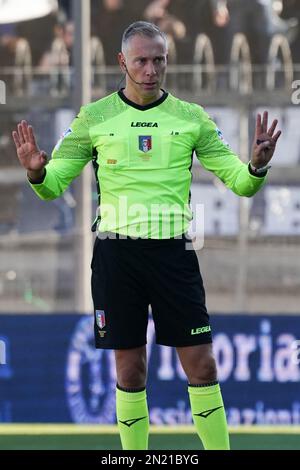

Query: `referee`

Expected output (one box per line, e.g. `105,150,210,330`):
13,21,281,450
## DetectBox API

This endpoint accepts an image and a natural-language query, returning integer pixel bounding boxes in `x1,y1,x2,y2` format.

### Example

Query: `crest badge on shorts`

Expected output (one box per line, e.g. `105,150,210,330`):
96,310,106,329
139,136,152,153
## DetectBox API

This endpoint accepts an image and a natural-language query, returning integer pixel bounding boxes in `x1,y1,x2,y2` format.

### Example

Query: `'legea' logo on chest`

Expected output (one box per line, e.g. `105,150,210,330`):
131,122,158,127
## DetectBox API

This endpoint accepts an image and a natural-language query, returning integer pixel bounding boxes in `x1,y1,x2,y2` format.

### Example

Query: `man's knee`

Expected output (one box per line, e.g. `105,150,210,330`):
188,357,217,384
177,344,218,384
115,347,147,388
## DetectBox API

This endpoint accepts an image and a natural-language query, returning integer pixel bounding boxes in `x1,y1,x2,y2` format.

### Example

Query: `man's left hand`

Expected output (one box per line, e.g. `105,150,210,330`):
251,111,281,169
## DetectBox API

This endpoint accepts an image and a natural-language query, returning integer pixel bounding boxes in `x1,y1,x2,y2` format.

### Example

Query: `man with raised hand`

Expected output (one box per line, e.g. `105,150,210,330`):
13,21,281,450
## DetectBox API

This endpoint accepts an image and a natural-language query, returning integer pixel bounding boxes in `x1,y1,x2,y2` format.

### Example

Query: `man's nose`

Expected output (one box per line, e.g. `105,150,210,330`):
145,61,157,76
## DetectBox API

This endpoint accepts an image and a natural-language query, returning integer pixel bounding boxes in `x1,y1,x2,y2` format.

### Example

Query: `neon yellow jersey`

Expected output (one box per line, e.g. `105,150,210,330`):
29,90,267,238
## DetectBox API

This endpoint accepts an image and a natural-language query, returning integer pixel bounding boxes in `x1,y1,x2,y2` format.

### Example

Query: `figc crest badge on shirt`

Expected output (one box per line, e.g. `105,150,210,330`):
139,136,152,153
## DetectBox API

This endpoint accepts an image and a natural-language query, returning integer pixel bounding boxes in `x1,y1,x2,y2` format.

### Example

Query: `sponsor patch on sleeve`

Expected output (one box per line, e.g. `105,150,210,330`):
55,127,73,150
215,127,229,147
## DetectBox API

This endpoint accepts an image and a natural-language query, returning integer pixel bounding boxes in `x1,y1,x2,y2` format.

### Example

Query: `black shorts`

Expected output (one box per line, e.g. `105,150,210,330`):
91,233,212,349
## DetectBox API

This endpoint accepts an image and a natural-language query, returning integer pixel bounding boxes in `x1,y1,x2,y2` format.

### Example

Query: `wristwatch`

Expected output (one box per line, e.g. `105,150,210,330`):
27,169,46,184
249,162,271,176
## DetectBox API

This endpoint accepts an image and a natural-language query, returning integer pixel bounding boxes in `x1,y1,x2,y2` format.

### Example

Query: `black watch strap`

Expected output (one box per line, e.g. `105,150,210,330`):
27,169,46,184
248,163,268,178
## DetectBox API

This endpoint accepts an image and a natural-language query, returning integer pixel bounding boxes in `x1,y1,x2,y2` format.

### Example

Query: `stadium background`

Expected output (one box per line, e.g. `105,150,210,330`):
0,0,300,450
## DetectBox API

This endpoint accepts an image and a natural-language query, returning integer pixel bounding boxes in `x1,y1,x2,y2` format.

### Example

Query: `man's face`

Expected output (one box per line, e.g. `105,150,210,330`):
119,34,168,100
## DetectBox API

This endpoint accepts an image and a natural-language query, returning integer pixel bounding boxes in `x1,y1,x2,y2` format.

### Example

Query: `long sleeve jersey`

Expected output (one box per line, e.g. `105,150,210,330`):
29,90,267,238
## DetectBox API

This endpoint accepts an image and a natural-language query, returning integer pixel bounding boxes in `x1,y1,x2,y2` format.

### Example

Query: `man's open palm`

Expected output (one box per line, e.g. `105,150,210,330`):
12,120,47,172
251,111,281,168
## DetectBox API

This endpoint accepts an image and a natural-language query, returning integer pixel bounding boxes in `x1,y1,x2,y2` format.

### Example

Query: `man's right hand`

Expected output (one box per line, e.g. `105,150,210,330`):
12,120,48,181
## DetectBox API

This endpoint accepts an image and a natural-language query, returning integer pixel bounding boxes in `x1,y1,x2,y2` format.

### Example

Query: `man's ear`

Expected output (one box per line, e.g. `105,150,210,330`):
118,52,126,72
